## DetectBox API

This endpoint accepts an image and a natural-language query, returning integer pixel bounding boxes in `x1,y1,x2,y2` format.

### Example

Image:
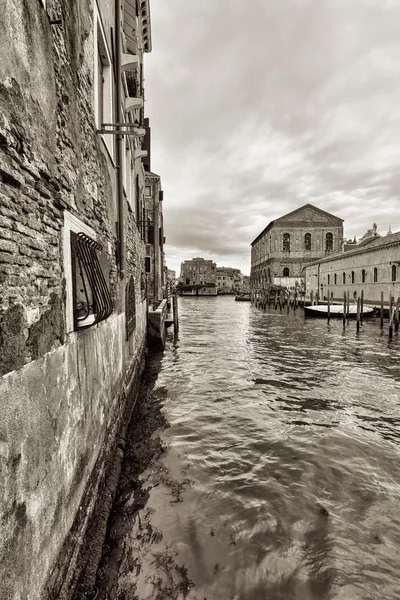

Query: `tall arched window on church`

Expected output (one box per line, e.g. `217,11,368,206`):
283,267,290,277
325,232,333,252
283,233,290,252
392,265,397,282
304,233,311,251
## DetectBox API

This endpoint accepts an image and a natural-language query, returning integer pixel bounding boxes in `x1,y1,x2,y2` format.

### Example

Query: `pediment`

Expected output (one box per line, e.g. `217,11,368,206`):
276,204,343,225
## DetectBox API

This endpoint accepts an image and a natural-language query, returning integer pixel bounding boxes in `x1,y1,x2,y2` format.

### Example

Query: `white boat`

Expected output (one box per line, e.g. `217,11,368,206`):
304,304,375,318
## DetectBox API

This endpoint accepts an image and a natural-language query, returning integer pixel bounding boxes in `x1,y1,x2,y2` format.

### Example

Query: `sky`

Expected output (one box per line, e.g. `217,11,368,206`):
145,0,400,276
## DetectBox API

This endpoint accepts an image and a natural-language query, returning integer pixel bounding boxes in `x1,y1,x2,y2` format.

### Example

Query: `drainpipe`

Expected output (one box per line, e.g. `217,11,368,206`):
153,182,158,300
115,0,125,279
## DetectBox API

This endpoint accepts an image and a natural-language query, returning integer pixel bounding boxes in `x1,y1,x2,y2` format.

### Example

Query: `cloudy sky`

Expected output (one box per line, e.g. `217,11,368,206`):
145,0,400,276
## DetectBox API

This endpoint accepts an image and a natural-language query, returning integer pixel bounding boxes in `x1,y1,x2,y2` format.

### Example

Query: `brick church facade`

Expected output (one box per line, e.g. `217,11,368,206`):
250,204,344,290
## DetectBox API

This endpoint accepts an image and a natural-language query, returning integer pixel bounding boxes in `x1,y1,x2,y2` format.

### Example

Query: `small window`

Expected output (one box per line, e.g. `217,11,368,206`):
374,267,378,283
148,224,155,244
126,276,136,338
361,269,366,283
283,267,290,277
145,256,151,273
326,232,333,252
145,185,151,196
304,233,311,251
283,233,290,252
392,265,397,282
71,232,113,330
327,274,330,285
351,271,355,284
334,273,337,285
343,272,346,284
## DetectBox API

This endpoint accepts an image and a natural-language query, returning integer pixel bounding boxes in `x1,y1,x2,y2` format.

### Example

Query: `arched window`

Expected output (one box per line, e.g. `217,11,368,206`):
325,232,333,252
304,233,312,251
283,233,290,252
283,267,290,277
361,269,366,283
126,276,136,339
334,273,337,285
351,271,355,284
392,265,397,282
343,272,346,284
374,268,378,283
327,274,330,285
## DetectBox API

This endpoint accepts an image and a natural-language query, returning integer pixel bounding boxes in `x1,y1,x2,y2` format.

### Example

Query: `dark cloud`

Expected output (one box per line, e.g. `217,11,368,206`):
146,0,400,275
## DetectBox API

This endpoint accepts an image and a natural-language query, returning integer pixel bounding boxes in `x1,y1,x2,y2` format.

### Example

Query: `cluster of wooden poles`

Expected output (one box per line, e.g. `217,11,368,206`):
251,289,305,311
324,290,400,339
251,288,400,341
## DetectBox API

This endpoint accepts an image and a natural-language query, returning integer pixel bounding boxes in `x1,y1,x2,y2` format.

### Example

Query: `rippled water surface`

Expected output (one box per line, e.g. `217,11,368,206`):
144,297,400,599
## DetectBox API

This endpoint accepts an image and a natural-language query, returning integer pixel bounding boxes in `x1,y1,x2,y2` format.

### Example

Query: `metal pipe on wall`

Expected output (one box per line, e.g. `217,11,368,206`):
115,0,126,278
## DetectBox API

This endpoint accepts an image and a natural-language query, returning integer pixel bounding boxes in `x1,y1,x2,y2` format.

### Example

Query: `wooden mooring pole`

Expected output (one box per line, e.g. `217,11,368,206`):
389,296,394,340
380,291,384,330
356,296,361,333
395,297,399,333
360,290,364,326
173,294,179,333
343,292,346,327
327,289,331,324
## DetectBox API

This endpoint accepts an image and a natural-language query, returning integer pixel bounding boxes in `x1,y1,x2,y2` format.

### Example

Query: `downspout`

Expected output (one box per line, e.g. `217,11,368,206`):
115,0,125,279
153,183,158,300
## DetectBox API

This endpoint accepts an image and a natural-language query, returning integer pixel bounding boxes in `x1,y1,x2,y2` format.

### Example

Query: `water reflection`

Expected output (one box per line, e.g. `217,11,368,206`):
127,297,400,599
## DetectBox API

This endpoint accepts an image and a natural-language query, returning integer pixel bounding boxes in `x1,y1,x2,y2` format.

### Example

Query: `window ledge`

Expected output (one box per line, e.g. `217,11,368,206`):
77,314,97,328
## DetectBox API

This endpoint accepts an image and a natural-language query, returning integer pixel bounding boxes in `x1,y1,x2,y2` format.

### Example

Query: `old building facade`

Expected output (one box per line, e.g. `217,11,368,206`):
250,204,344,290
144,169,165,306
0,1,158,599
216,267,243,293
304,231,400,305
179,257,217,295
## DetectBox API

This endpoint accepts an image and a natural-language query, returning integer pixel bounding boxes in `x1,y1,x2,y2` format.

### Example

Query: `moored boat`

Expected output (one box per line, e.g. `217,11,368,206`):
304,304,375,318
235,293,251,302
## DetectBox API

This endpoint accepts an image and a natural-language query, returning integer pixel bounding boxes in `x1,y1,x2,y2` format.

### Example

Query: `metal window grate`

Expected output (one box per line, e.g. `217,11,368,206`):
71,232,113,329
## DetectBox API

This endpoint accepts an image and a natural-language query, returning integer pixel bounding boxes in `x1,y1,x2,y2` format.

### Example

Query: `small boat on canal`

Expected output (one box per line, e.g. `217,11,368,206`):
304,304,375,318
235,293,251,302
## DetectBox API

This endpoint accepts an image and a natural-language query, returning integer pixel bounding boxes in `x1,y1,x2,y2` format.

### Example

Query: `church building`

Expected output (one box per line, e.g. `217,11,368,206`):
250,204,344,290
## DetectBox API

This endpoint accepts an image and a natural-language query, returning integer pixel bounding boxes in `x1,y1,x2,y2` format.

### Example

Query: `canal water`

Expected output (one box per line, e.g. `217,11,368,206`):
98,296,400,600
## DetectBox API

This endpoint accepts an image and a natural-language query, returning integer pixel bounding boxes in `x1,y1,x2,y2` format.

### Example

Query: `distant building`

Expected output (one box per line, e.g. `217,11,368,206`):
242,275,250,292
216,267,239,293
305,229,400,305
179,257,217,296
250,204,344,290
343,223,380,252
180,257,216,285
167,269,176,282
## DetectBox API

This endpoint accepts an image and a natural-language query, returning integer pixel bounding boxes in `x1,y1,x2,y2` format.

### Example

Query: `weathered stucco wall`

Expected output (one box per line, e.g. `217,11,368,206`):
305,243,400,304
0,308,147,600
